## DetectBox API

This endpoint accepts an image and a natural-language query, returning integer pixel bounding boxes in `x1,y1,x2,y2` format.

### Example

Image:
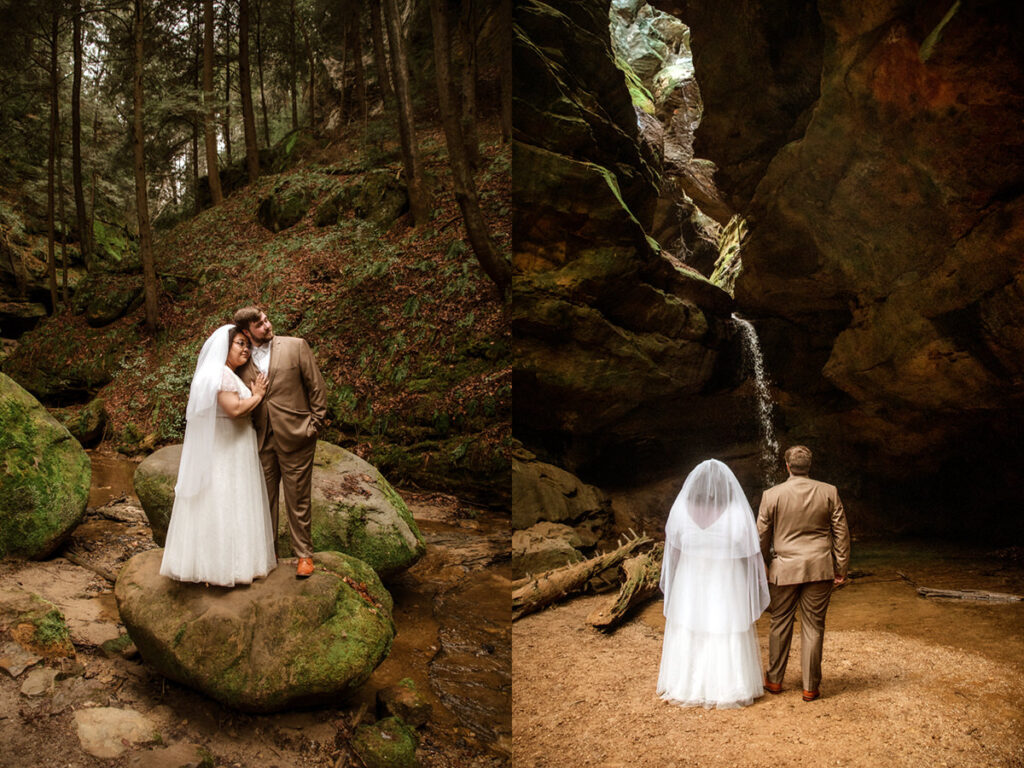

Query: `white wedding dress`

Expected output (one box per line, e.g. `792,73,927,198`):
657,459,770,709
160,328,277,587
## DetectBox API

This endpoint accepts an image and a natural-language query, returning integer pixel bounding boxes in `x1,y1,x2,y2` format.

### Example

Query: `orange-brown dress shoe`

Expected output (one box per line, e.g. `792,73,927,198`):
802,689,820,702
764,679,783,694
296,557,314,578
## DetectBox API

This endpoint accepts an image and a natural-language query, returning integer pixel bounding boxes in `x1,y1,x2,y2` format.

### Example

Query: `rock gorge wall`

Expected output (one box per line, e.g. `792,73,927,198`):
512,0,767,498
653,0,1024,537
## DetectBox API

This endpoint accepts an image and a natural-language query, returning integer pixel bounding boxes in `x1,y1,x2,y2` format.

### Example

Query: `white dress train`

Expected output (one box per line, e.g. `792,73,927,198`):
160,366,277,586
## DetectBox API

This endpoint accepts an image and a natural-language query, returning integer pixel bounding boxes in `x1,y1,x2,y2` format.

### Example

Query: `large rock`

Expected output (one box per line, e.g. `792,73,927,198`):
0,374,90,558
135,441,425,577
351,717,419,768
513,0,760,485
115,548,395,713
257,179,312,232
512,522,584,578
0,586,75,660
511,457,611,545
74,707,157,759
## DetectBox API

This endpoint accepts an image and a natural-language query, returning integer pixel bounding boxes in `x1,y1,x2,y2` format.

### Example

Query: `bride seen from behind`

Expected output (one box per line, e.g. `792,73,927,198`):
658,459,770,709
159,324,277,587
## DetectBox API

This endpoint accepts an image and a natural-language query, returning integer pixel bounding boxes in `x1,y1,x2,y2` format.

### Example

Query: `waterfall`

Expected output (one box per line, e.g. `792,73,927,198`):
732,313,780,487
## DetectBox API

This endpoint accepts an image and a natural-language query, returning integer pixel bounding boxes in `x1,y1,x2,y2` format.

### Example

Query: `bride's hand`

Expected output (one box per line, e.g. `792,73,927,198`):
252,373,268,398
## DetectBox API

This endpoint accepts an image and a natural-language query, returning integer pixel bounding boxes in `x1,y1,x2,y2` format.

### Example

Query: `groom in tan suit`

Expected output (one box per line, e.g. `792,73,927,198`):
235,306,327,578
757,445,850,701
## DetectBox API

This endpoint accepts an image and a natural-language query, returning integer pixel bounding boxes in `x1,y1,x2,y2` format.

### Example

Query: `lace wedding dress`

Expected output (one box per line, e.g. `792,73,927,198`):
657,459,770,709
160,327,277,587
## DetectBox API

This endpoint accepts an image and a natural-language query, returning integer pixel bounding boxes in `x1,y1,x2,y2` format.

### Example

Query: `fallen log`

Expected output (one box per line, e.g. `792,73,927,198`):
512,530,652,621
897,571,1024,603
587,542,664,632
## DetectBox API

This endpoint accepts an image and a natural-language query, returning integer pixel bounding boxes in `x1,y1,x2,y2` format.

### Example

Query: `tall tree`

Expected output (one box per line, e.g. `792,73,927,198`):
132,0,159,330
71,0,91,266
222,1,233,163
349,7,367,127
458,0,480,168
238,0,259,181
254,0,270,147
288,0,298,130
428,0,509,296
368,0,392,107
203,0,223,204
499,0,511,142
46,4,60,312
57,104,69,306
382,0,429,224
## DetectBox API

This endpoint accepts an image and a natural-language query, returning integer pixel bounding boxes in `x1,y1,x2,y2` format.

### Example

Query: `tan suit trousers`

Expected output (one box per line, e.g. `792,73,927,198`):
259,429,316,559
765,580,833,692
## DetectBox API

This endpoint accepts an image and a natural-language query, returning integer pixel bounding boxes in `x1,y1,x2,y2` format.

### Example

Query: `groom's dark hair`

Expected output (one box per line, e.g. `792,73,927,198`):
233,306,263,330
784,445,812,475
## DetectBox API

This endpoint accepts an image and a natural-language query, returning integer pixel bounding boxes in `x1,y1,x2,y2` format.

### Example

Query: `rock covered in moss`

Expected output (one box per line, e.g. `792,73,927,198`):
257,180,312,232
53,397,108,447
351,717,419,768
136,441,425,576
375,678,432,727
115,549,394,713
0,586,75,659
0,374,90,558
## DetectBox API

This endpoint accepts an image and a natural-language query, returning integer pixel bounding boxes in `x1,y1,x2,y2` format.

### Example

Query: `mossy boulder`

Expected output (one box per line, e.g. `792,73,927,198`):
0,586,75,659
0,373,91,558
351,717,419,768
114,548,394,713
376,678,432,727
133,444,180,546
53,397,108,446
351,169,409,229
135,441,426,577
257,180,312,232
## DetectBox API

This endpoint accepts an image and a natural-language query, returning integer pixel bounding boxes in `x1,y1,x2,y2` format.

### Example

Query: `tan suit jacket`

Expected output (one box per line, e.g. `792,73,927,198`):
240,336,327,453
757,475,850,585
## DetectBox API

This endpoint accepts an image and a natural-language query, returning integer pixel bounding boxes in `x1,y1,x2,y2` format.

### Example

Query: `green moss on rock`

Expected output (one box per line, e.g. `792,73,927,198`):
0,374,90,558
351,717,419,768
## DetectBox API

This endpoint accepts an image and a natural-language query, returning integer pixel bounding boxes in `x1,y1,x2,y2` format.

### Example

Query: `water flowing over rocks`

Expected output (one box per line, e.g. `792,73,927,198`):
134,441,425,577
115,548,395,713
0,373,91,558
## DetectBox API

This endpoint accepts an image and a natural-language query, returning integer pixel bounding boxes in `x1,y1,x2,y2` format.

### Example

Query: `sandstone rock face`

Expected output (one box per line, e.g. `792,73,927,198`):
0,374,90,558
511,458,611,544
115,549,395,713
514,0,761,484
667,0,1024,534
511,523,584,578
135,441,425,576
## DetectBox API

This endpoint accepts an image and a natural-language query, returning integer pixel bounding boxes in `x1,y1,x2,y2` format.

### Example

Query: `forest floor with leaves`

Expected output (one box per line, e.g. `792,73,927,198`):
513,543,1024,767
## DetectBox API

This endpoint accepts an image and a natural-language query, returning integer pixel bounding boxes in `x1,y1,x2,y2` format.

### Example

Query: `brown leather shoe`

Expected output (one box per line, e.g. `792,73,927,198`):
764,679,782,694
296,557,314,578
802,689,820,702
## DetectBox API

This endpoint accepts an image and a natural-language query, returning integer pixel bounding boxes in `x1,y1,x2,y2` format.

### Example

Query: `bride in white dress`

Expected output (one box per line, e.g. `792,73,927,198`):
657,458,770,708
160,324,277,587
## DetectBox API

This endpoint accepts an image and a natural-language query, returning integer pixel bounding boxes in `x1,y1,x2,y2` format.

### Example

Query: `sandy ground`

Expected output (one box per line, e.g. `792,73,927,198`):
513,556,1024,768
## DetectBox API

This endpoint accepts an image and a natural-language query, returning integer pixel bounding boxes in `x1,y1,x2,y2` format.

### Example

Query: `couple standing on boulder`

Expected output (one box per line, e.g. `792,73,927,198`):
159,307,327,586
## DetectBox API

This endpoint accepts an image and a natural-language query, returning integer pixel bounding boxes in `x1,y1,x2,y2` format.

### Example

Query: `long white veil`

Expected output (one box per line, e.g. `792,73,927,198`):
174,324,234,499
660,459,769,632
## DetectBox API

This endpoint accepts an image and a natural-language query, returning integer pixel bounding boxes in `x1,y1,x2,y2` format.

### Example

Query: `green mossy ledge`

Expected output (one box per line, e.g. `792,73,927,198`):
115,549,395,713
0,374,91,559
135,441,426,578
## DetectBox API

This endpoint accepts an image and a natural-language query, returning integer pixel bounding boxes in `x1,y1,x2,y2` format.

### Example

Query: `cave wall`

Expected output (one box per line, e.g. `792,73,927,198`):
663,0,1024,538
512,0,767,492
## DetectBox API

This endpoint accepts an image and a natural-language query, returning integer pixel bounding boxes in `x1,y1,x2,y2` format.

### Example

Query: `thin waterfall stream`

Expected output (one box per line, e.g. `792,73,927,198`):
732,313,780,486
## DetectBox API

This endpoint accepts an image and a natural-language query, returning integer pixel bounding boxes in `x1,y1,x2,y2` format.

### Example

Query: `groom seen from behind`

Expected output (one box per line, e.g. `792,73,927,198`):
234,306,328,578
757,445,850,702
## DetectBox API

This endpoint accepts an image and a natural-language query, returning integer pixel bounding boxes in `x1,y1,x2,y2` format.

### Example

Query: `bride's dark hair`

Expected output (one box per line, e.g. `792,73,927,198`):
227,325,249,348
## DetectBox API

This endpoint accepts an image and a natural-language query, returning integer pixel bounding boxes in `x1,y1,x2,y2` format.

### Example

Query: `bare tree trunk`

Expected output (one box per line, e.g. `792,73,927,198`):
458,0,480,168
238,0,259,182
203,0,223,204
133,0,158,331
255,0,270,147
350,8,367,127
289,0,298,130
192,124,200,214
223,3,233,164
499,0,511,142
192,2,202,213
71,0,91,265
57,111,69,307
587,544,664,631
382,0,430,225
336,21,348,128
89,92,99,259
302,25,314,129
428,0,510,297
46,9,59,313
368,0,393,107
